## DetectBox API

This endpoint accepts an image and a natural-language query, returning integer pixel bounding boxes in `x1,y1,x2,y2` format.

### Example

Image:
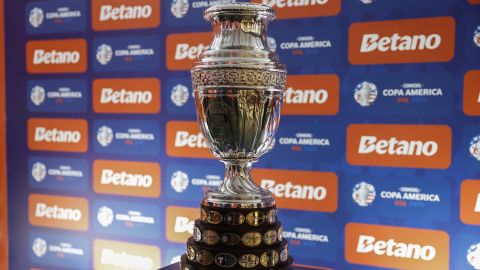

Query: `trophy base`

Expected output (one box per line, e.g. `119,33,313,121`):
180,203,293,270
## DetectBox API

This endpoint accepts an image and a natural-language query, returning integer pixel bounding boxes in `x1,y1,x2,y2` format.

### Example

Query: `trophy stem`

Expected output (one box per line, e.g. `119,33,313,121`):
221,160,256,194
202,160,274,208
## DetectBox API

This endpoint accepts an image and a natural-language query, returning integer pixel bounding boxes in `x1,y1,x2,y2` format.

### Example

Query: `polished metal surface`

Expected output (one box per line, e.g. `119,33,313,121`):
191,3,286,208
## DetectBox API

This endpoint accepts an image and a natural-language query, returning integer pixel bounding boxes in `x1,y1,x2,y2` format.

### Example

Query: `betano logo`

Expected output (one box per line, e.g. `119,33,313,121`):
469,0,480,4
166,32,211,70
252,0,341,19
91,0,160,31
166,121,212,159
346,124,451,169
463,70,480,116
252,169,338,212
460,180,480,225
28,118,88,153
283,74,339,115
93,78,160,114
26,39,87,74
93,239,160,270
345,223,449,270
93,160,160,198
166,206,198,243
349,16,455,65
28,194,88,231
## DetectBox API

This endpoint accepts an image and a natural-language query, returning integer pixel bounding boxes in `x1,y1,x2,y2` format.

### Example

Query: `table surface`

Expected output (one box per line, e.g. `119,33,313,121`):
160,262,327,270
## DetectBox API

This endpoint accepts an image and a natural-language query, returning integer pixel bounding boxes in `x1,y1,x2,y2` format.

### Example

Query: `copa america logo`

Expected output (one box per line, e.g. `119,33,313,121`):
474,26,480,48
354,81,378,107
97,206,114,227
171,170,189,193
171,0,189,18
30,85,46,106
267,37,277,52
470,136,480,161
359,0,375,4
96,44,113,65
29,7,44,28
31,162,47,183
352,181,376,207
97,126,114,147
32,237,47,258
468,242,480,270
171,84,189,107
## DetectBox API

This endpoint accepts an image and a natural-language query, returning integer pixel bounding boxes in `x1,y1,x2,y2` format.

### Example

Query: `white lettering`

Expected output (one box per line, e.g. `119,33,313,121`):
100,169,153,188
360,33,442,53
100,88,153,104
33,49,80,65
357,235,436,261
35,203,82,221
261,179,327,201
358,136,438,157
34,127,81,143
99,5,152,21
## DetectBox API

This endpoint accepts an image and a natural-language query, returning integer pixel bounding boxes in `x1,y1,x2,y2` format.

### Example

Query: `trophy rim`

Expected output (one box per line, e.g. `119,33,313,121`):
204,3,275,21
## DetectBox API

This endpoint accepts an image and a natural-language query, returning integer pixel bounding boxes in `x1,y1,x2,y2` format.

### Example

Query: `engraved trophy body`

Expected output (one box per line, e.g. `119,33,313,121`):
181,4,292,270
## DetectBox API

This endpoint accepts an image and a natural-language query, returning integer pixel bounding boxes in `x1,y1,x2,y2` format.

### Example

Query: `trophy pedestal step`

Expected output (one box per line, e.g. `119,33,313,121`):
160,262,328,270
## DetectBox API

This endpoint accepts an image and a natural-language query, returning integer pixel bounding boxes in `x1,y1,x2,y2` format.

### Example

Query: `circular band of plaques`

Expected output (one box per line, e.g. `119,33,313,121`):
200,205,276,227
185,241,289,269
193,222,282,247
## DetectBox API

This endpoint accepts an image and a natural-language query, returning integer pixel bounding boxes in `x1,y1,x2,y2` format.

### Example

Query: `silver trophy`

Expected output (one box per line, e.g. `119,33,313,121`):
181,3,292,270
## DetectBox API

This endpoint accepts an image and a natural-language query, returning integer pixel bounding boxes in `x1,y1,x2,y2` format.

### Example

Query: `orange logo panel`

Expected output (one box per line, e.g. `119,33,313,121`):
346,124,451,169
28,118,88,153
283,74,339,115
349,16,455,65
252,169,338,212
93,78,160,114
469,0,480,4
92,0,160,31
345,223,449,270
26,39,87,74
166,32,211,71
166,206,198,243
93,160,160,198
463,70,480,116
252,0,341,19
460,179,480,225
93,239,160,270
28,194,89,231
166,121,213,159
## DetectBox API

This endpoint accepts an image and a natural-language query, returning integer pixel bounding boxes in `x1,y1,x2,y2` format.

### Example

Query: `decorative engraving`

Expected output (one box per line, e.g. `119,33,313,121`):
192,68,286,89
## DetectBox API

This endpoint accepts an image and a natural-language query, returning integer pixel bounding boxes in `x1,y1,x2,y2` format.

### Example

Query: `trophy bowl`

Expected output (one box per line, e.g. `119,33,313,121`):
192,3,286,208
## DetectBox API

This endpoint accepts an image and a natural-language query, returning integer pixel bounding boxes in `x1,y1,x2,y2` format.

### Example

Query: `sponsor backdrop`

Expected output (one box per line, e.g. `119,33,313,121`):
3,0,480,269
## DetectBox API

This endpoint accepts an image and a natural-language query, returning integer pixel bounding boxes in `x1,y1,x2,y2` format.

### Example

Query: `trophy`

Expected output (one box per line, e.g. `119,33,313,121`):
181,3,293,270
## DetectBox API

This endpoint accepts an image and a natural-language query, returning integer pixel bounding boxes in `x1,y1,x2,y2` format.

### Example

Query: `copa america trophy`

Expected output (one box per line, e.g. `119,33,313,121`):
180,3,293,270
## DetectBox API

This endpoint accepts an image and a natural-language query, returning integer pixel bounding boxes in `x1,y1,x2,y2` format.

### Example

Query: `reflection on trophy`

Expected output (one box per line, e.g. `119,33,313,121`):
181,3,293,270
